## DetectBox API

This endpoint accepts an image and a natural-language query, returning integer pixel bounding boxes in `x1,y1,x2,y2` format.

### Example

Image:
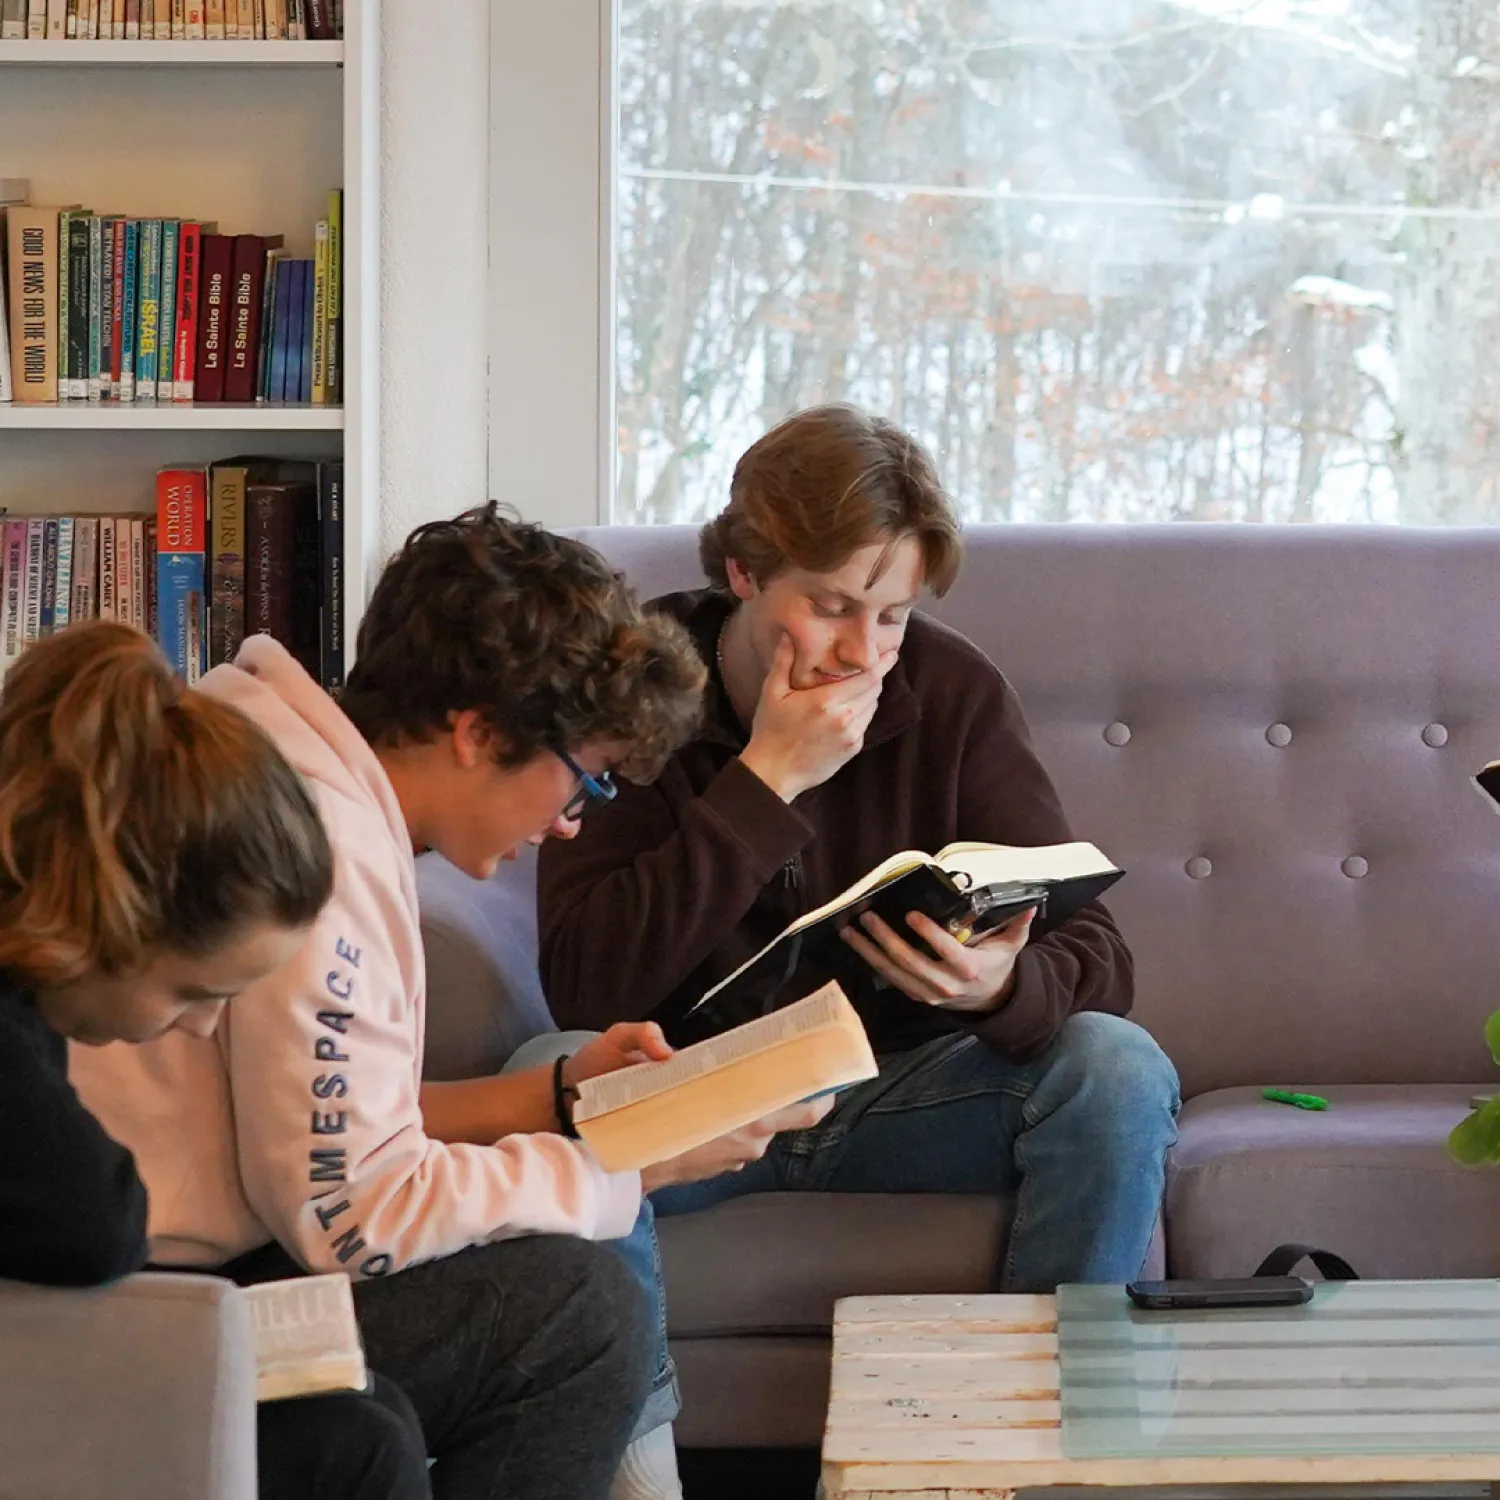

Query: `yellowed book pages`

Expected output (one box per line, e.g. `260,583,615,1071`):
7,206,60,405
572,983,877,1173
244,1273,368,1403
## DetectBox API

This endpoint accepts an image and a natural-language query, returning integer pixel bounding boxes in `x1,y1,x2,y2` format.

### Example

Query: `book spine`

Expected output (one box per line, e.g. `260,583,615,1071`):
65,214,90,402
153,0,168,35
136,220,162,402
98,217,116,401
186,0,203,35
26,0,42,38
22,519,44,647
195,233,232,403
144,515,158,641
254,249,281,401
1,523,26,672
318,461,344,691
246,486,295,647
225,235,275,404
53,516,73,633
86,215,103,402
45,0,64,36
129,517,146,631
97,517,117,621
138,0,149,35
71,516,97,624
39,517,58,637
108,217,126,400
173,223,202,402
233,0,250,38
325,188,342,405
157,220,180,405
7,207,59,406
268,259,292,402
209,464,246,666
65,0,76,36
55,210,72,402
251,0,262,38
157,469,208,682
282,260,306,403
205,0,223,35
311,221,329,405
118,220,139,404
306,0,329,38
170,0,183,37
298,259,314,402
114,516,134,626
0,247,10,403
1,0,26,40
124,0,138,37
111,0,122,37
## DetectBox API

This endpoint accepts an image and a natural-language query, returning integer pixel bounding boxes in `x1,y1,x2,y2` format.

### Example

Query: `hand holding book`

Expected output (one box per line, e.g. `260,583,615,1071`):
843,903,1037,1014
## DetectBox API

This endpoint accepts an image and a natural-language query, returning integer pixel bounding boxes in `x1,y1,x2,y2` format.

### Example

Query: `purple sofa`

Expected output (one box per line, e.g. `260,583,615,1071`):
417,524,1500,1447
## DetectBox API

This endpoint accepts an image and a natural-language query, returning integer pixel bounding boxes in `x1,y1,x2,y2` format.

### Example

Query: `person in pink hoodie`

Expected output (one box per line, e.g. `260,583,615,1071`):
73,507,825,1500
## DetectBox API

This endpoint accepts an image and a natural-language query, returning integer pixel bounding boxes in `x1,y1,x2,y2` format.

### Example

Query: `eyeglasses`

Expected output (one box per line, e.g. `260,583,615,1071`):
553,747,617,821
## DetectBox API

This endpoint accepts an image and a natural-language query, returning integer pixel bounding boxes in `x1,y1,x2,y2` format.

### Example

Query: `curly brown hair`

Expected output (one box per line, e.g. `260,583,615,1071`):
700,404,963,597
339,505,706,782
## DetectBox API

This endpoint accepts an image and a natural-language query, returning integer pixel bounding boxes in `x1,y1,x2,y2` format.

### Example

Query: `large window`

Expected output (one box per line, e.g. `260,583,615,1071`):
614,0,1500,525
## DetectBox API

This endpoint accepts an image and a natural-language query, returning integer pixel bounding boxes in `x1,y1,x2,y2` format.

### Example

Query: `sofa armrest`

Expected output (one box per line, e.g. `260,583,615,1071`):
0,1272,257,1500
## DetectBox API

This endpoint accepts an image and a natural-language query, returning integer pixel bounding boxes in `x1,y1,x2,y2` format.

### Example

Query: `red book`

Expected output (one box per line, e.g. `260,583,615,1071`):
225,233,283,405
109,216,127,392
307,0,332,36
173,222,206,403
158,467,207,554
195,233,234,403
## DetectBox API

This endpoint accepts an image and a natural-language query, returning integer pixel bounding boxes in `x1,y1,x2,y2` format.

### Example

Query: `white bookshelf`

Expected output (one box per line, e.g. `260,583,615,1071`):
0,6,380,672
0,40,342,63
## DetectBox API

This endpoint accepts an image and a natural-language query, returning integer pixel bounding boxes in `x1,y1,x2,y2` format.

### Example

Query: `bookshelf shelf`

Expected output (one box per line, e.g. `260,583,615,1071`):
0,403,344,430
0,40,343,64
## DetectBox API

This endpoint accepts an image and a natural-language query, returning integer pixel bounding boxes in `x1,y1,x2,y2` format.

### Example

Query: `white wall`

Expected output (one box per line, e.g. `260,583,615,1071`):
378,0,492,562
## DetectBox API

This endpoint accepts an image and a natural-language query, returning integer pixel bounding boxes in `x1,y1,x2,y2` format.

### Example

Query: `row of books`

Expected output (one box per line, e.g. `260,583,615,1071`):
0,0,340,38
0,455,345,691
1,185,343,407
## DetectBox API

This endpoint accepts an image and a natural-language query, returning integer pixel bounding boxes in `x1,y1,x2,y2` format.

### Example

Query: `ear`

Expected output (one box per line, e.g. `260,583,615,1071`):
724,555,759,603
449,709,492,771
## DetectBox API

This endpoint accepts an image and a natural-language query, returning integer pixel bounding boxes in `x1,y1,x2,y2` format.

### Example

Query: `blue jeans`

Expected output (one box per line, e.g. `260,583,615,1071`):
504,1032,681,1442
652,1011,1180,1291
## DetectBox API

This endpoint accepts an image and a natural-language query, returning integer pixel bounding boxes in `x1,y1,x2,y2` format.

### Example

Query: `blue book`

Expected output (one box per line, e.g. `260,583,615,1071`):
284,261,307,404
268,259,293,403
157,552,206,682
299,259,315,404
39,519,59,637
158,220,180,406
135,220,163,401
119,220,140,403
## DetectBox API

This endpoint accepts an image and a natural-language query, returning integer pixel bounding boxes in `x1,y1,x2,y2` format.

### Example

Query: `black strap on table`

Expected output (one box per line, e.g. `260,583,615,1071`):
1253,1242,1359,1281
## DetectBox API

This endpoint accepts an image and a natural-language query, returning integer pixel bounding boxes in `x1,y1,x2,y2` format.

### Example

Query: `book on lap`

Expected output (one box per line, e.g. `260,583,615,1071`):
657,840,1122,1043
572,982,876,1173
245,1272,368,1403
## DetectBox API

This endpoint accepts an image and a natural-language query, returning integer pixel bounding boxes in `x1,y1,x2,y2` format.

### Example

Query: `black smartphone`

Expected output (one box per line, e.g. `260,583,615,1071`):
1125,1276,1312,1311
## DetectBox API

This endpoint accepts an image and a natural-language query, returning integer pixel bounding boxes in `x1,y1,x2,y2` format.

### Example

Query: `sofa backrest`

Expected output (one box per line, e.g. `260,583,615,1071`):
572,524,1500,1098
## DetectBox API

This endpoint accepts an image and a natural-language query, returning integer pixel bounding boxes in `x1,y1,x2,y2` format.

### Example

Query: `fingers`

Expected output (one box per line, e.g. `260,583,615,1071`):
765,632,796,697
972,909,1037,950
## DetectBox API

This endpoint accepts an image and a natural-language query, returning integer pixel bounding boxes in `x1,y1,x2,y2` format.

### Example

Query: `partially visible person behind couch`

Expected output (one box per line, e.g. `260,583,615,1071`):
0,620,432,1500
538,404,1181,1292
72,508,826,1500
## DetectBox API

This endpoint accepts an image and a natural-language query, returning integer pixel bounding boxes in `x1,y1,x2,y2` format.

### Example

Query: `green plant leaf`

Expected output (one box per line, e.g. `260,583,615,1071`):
1485,1010,1500,1066
1449,1096,1500,1165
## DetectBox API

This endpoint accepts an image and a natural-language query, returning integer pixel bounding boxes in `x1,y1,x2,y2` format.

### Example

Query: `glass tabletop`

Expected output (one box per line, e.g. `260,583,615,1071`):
1057,1281,1500,1459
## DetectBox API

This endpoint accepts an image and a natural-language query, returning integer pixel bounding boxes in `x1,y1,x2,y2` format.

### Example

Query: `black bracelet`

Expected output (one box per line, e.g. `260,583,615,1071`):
553,1054,580,1139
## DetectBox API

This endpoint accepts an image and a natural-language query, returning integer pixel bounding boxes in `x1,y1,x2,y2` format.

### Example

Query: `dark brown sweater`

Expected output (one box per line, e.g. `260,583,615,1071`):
538,589,1133,1059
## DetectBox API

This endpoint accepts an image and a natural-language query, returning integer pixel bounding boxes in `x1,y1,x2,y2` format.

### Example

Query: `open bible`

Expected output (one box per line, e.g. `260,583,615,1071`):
657,840,1122,1043
244,1272,369,1402
573,982,876,1172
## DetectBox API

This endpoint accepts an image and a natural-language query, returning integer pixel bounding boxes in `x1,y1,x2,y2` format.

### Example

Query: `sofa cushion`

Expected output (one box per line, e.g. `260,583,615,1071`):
1166,1084,1500,1279
658,1193,1007,1338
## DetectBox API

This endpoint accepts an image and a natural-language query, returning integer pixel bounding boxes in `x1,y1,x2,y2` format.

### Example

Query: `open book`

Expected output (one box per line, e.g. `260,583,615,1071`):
244,1272,368,1403
660,840,1122,1042
573,982,877,1173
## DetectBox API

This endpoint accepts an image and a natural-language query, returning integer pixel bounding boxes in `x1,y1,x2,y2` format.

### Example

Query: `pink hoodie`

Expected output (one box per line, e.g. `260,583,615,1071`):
70,637,641,1279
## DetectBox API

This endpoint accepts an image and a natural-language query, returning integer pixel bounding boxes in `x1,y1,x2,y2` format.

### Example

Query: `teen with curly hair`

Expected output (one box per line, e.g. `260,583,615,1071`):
73,508,823,1500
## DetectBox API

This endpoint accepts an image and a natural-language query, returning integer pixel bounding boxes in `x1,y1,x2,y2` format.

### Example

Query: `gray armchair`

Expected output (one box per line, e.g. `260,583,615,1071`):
0,1273,257,1500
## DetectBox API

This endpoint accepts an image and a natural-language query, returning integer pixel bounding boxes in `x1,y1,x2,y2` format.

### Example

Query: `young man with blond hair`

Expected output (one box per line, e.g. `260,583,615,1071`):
539,405,1180,1291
